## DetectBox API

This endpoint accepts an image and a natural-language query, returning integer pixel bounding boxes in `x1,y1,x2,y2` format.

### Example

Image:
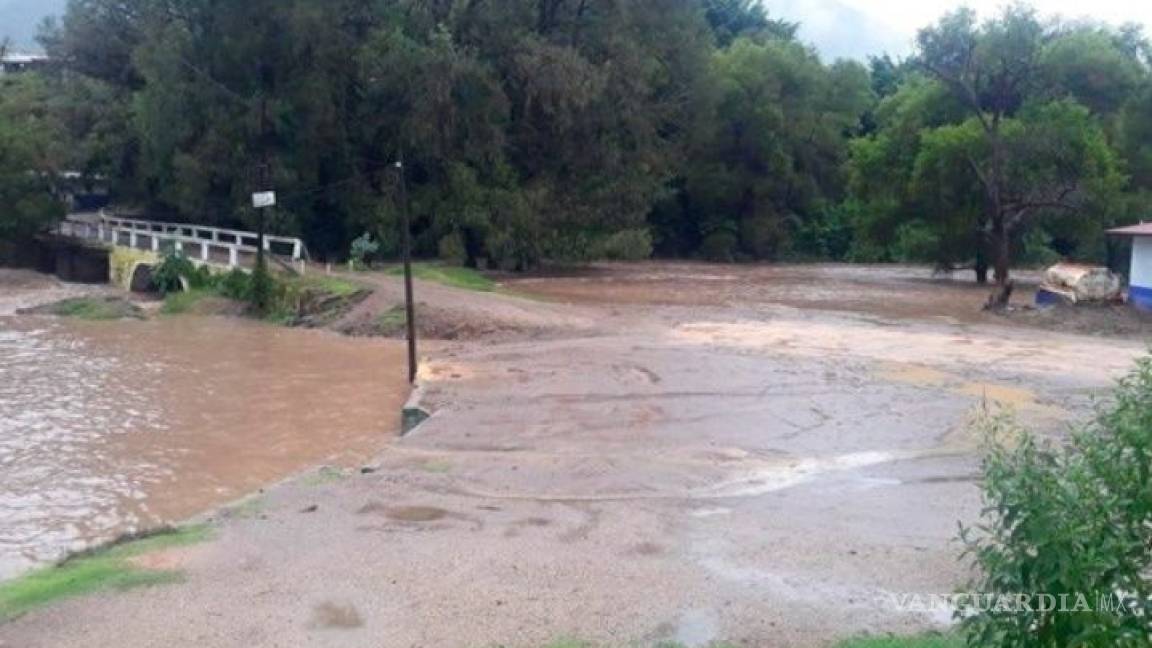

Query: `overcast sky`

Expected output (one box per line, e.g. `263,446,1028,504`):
4,1,1151,60
766,0,1152,61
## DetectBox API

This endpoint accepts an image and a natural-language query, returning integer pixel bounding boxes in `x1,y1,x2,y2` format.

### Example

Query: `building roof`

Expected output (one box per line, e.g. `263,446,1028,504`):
1,53,50,64
1108,223,1152,238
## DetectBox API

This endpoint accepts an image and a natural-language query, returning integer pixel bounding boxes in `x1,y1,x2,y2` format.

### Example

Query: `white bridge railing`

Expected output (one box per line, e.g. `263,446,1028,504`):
59,212,308,270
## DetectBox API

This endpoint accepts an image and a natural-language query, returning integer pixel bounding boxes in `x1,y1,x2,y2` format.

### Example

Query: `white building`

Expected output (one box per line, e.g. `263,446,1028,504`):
0,53,50,75
1109,223,1152,312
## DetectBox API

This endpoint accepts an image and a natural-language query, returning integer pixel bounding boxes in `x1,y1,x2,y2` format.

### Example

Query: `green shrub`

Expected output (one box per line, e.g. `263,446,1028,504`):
794,204,856,261
700,230,739,262
740,215,786,260
188,265,214,290
350,232,381,269
160,289,211,315
486,227,541,271
598,228,654,261
438,231,468,267
892,221,939,262
216,269,252,301
960,355,1152,647
1020,228,1063,269
151,253,197,295
249,259,274,314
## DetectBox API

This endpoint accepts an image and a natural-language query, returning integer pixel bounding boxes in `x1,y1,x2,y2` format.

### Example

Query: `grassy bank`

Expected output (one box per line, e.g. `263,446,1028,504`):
536,636,737,641
160,271,366,322
518,631,958,648
31,297,144,321
0,525,213,622
160,288,214,315
834,633,963,648
386,263,496,292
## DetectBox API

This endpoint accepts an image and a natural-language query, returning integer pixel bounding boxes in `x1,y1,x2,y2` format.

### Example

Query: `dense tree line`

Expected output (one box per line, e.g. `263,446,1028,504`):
3,1,1151,280
850,7,1151,284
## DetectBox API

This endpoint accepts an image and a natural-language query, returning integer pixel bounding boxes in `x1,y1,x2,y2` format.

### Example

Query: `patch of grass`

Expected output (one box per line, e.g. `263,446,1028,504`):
0,525,213,622
160,289,213,315
300,466,348,487
387,263,497,292
834,632,964,648
220,496,266,521
288,275,365,298
542,640,595,648
46,297,143,321
418,460,453,474
377,306,408,335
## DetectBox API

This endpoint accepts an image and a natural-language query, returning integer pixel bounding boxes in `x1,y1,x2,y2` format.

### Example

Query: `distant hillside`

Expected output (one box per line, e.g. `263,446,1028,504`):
0,0,67,51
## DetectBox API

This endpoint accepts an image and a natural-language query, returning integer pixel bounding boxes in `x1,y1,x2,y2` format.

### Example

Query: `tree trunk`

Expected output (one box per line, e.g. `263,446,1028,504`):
974,249,989,285
987,128,1009,286
992,224,1011,286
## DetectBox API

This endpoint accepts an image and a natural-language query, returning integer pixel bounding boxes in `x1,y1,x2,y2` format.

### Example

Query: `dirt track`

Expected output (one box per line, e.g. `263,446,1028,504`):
4,263,1150,648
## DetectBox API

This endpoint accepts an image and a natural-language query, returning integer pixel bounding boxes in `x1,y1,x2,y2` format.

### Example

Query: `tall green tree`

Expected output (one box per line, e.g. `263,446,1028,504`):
914,6,1128,284
660,37,871,260
702,0,798,46
0,69,67,240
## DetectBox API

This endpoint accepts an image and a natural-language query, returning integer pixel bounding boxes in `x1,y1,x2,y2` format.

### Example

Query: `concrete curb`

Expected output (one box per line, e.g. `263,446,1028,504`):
401,382,432,436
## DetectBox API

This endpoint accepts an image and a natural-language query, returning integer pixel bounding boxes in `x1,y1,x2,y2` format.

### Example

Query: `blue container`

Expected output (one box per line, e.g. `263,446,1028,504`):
1130,285,1152,313
1036,288,1071,307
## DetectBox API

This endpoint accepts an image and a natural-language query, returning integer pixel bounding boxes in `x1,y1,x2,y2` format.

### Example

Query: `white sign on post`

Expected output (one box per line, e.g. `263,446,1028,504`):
252,191,277,209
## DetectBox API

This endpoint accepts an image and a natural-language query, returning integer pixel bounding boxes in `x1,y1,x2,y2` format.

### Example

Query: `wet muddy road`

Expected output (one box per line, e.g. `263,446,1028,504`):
5,264,1151,648
0,279,408,579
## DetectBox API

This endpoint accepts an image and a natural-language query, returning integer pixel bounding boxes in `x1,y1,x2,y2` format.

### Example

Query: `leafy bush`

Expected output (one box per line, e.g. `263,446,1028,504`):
438,231,468,267
150,253,197,295
960,355,1152,647
216,269,252,301
249,259,275,315
486,224,542,271
740,215,787,260
350,232,381,269
892,221,940,262
1019,228,1063,269
700,230,739,262
598,228,654,261
793,204,856,261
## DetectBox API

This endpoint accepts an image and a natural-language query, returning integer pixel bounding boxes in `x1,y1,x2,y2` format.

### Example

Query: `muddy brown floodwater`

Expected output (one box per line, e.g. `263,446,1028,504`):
0,310,408,580
503,262,1040,323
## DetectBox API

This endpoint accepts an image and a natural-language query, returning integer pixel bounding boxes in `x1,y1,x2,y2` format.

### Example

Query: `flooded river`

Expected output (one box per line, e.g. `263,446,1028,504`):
0,276,409,579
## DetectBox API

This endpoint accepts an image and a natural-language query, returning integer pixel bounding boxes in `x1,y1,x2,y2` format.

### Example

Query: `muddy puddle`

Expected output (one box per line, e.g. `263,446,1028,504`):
0,312,408,580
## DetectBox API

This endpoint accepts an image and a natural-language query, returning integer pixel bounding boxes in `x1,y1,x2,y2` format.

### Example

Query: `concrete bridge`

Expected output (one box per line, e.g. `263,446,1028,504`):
57,212,309,290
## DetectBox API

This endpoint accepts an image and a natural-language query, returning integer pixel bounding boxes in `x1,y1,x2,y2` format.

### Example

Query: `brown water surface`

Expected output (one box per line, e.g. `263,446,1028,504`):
0,308,407,579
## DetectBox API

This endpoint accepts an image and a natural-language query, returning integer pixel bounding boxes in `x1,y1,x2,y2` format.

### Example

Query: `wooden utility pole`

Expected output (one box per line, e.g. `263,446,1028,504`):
396,155,418,384
250,59,275,314
257,92,270,273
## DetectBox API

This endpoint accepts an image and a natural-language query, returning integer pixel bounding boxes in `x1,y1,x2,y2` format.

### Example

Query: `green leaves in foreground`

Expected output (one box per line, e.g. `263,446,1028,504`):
0,525,213,622
960,355,1152,646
